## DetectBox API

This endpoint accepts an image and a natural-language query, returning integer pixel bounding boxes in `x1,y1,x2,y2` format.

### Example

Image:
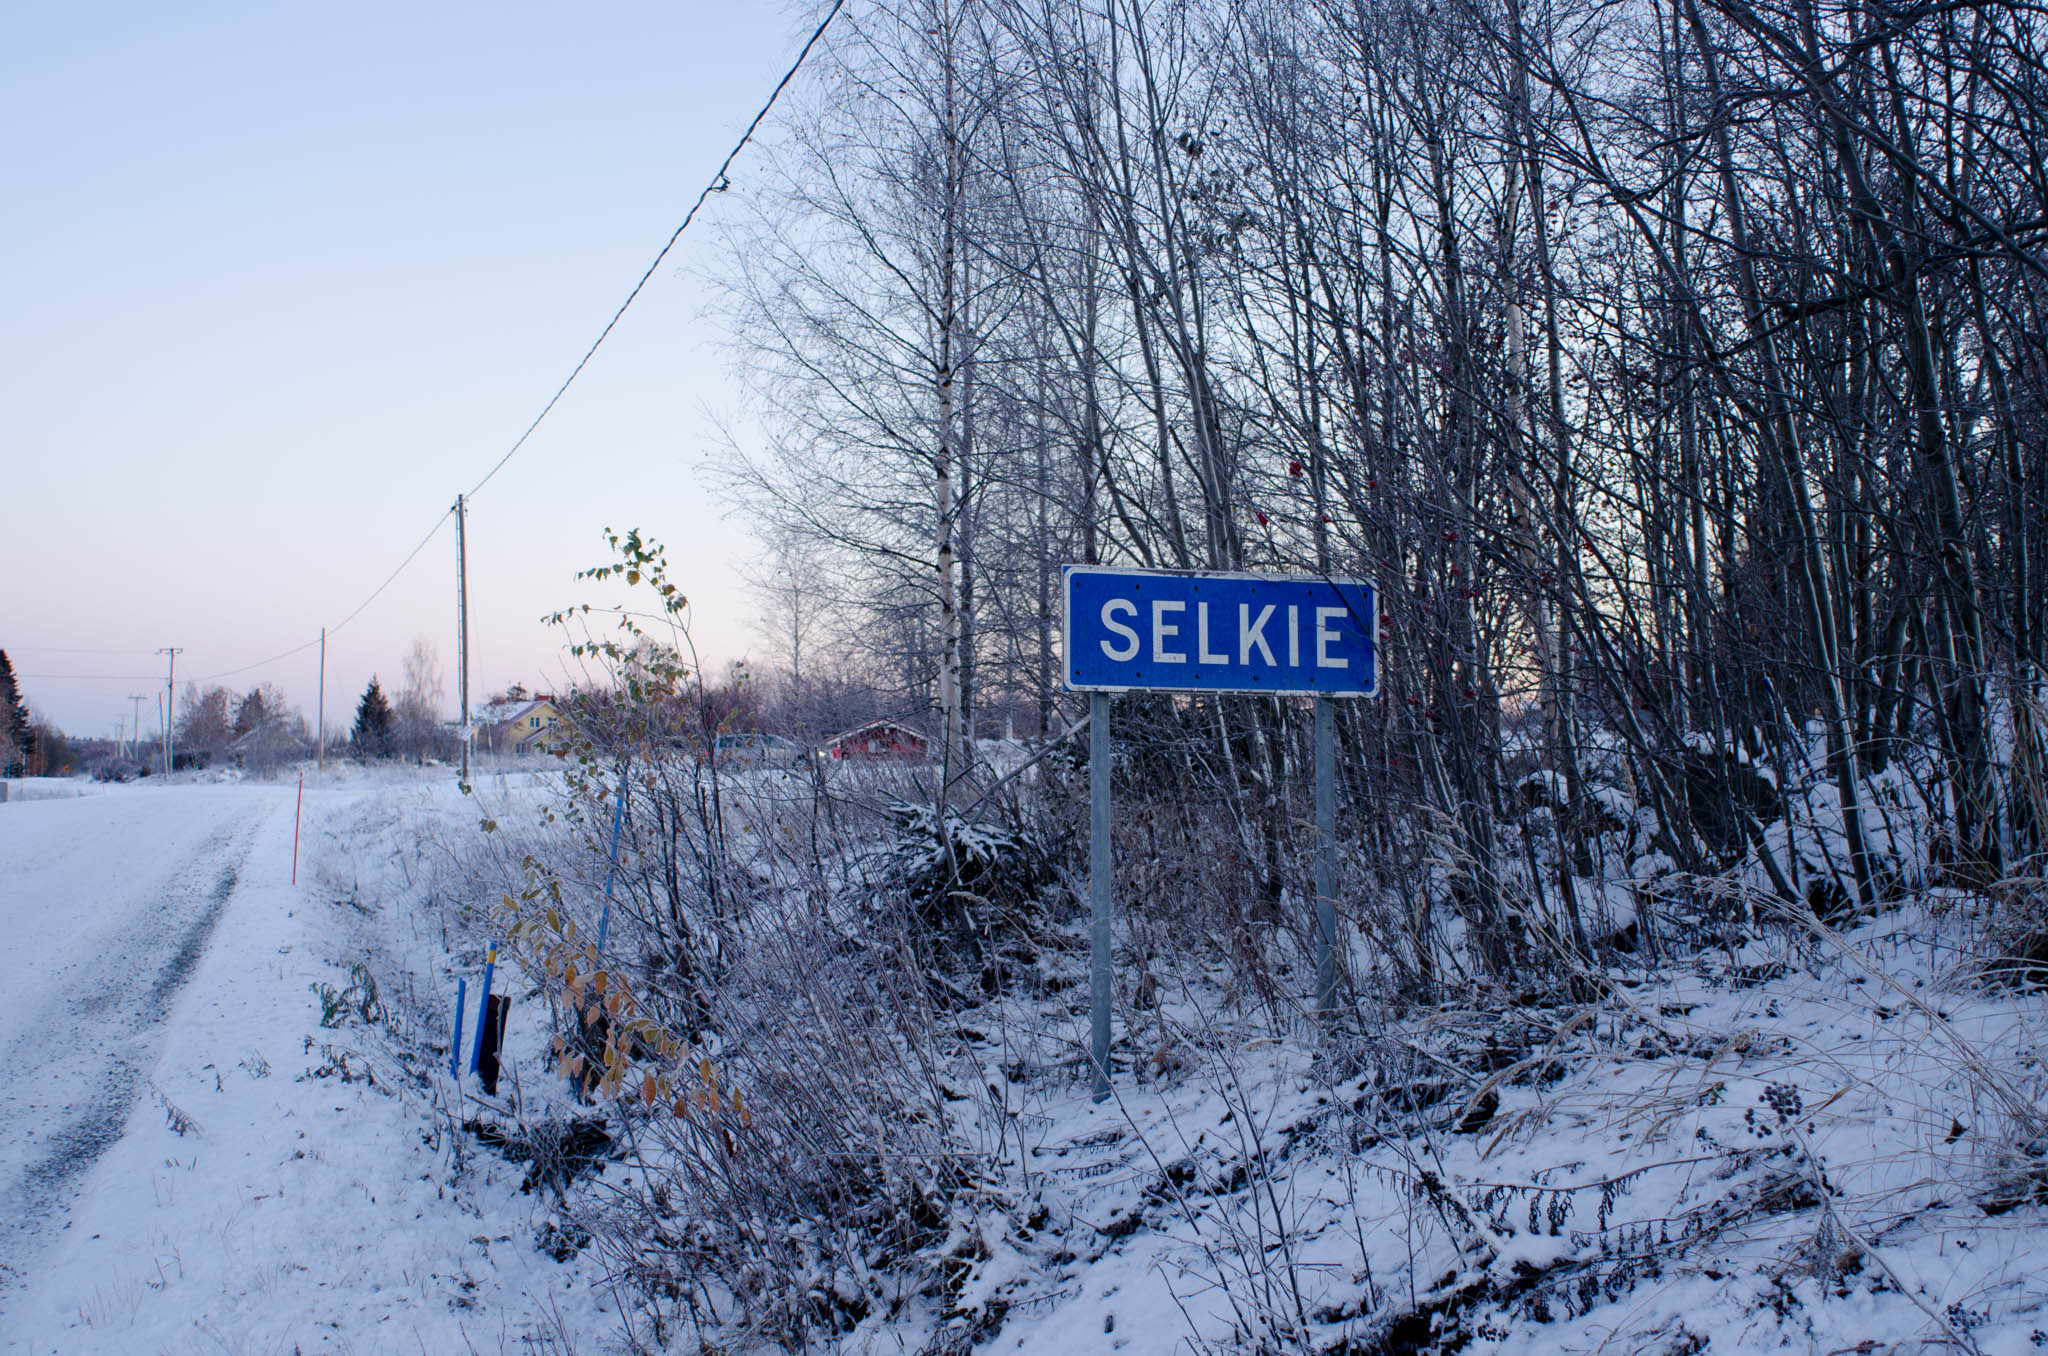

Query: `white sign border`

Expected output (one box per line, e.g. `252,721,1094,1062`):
1061,564,1383,699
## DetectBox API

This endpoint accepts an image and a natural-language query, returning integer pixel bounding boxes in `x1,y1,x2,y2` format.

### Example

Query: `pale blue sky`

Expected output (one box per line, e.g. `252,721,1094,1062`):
3,2,806,738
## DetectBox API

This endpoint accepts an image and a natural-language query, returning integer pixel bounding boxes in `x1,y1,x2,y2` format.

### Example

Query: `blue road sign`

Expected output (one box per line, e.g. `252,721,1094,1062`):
1064,566,1379,696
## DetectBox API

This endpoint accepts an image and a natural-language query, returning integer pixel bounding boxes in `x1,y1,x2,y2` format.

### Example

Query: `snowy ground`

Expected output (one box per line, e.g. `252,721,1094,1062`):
1,767,2044,1354
0,783,271,1287
946,910,2048,1356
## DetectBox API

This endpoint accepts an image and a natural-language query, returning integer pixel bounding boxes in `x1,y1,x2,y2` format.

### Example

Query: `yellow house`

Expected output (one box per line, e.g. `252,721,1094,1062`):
483,698,564,756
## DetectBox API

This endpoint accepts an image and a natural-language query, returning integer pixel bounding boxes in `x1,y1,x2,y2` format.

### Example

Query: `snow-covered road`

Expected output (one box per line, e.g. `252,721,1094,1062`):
0,771,625,1354
0,785,281,1298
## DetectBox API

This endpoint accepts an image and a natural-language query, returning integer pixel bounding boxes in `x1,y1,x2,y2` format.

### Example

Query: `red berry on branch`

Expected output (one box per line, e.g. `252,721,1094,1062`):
1288,460,1304,476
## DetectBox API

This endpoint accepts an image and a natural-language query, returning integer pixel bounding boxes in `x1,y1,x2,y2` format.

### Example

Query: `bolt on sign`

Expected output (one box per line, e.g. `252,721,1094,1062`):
1063,566,1381,1101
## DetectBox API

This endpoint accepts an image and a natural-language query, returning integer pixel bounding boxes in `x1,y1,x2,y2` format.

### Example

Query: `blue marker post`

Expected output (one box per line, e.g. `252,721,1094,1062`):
449,978,467,1081
469,944,498,1075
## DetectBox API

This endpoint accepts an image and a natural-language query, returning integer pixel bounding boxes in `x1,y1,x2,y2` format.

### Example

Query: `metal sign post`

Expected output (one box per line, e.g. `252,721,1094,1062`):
1064,566,1379,1099
1090,689,1113,1102
1314,694,1337,1014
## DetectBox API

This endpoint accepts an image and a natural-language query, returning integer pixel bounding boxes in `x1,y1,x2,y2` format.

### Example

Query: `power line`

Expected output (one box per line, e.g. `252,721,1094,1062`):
105,511,449,692
61,512,452,693
31,13,846,716
191,635,325,683
327,510,453,638
464,0,847,502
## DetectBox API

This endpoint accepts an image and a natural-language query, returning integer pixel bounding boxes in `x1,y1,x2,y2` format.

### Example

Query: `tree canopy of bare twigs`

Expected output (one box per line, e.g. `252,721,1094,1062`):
710,0,2047,978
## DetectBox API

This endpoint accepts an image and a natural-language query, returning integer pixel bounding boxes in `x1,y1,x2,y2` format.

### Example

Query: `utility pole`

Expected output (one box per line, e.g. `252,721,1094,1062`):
454,494,470,782
156,647,182,777
128,694,146,761
316,627,327,770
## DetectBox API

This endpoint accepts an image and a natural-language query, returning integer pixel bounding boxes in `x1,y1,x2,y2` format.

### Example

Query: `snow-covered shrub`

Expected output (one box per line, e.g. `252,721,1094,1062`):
1669,733,1781,856
880,801,1053,914
89,756,143,782
1980,879,2048,989
860,800,1059,989
499,846,985,1346
484,531,994,1346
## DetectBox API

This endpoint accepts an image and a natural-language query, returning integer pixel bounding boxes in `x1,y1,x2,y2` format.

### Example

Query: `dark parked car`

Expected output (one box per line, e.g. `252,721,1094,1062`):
708,733,811,768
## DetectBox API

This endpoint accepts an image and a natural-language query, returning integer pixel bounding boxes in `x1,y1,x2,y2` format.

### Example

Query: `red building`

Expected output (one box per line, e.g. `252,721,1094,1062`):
823,719,930,761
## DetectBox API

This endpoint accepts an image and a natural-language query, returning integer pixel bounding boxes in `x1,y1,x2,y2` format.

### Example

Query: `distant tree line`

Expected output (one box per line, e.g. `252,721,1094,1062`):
174,681,309,759
155,638,453,770
0,649,72,777
0,637,469,780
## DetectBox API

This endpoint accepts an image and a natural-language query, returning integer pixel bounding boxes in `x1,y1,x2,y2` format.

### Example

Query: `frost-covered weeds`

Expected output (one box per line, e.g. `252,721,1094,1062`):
432,703,2046,1353
414,544,2047,1351
438,715,2044,1353
465,755,1020,1349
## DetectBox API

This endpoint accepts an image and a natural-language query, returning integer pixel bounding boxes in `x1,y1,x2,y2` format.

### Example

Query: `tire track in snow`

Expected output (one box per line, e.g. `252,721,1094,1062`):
0,805,264,1295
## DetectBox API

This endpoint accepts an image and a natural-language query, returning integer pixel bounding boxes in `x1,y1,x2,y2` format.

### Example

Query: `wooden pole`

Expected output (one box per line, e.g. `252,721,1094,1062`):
316,627,326,771
455,495,471,783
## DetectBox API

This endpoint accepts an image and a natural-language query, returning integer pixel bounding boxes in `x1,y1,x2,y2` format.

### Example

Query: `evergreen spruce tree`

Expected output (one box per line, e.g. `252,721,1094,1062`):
0,650,33,777
352,677,395,759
